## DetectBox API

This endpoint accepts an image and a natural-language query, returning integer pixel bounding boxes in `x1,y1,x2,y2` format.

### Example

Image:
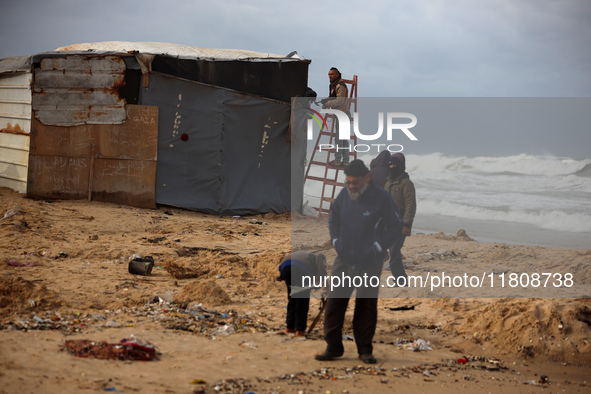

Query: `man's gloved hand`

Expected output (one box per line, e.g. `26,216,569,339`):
373,242,383,253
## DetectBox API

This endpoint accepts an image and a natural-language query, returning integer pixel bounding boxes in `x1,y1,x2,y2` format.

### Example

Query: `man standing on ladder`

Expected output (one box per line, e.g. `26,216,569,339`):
322,67,350,168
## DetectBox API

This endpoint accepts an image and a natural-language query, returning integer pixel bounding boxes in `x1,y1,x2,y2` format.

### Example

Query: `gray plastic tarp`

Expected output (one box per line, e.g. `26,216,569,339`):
141,73,304,215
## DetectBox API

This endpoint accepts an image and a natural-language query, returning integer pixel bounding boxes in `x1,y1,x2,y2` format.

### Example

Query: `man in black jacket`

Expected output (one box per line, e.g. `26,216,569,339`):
278,250,327,337
315,159,402,364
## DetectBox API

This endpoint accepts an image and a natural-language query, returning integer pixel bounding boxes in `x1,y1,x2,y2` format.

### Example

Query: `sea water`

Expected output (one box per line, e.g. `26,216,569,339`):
302,152,591,249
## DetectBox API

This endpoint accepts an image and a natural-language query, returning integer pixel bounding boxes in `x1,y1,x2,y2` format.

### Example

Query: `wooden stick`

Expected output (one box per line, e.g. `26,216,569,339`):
88,143,95,201
306,297,326,336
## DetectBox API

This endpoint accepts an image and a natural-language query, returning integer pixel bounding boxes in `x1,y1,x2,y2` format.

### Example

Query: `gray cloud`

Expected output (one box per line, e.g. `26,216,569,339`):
1,0,589,157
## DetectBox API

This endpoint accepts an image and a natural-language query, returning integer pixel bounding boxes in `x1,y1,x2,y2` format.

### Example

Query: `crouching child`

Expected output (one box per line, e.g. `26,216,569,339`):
277,250,327,337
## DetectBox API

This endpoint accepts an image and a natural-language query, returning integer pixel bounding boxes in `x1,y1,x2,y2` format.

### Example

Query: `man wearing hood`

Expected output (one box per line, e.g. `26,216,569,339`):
278,250,327,337
384,153,417,281
369,150,391,189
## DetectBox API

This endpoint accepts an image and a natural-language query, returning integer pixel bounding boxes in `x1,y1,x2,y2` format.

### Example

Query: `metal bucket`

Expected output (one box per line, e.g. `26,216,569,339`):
128,256,155,276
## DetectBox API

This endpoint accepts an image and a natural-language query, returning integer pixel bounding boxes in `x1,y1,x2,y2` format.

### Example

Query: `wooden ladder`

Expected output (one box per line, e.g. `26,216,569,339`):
304,75,358,218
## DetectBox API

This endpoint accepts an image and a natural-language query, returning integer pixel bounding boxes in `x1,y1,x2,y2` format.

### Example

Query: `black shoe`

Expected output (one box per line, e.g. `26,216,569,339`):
359,353,377,364
315,349,344,361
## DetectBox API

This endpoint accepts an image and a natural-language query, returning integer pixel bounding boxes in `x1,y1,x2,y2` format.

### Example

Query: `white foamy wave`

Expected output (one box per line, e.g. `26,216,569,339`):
302,152,591,243
405,153,591,177
418,198,591,233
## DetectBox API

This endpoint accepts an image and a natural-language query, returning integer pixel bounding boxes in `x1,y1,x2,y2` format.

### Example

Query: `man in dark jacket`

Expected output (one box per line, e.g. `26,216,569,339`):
369,150,391,189
384,153,417,282
278,250,327,337
315,159,402,364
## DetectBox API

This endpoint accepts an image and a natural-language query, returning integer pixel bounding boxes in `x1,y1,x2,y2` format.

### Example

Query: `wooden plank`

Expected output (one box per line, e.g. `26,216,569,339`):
29,121,94,157
27,105,158,208
92,158,156,208
27,155,90,199
96,105,158,160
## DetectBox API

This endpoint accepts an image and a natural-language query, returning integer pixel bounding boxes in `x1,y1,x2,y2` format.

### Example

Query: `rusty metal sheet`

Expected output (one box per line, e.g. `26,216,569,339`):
27,104,157,208
32,55,126,126
0,71,32,134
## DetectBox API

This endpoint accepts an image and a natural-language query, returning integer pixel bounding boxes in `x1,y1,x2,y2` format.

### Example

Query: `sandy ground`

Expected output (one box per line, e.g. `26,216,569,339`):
0,186,590,394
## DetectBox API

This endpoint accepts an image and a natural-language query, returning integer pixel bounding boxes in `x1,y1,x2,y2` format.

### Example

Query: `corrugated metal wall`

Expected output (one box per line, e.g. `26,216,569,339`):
0,71,32,193
33,55,127,126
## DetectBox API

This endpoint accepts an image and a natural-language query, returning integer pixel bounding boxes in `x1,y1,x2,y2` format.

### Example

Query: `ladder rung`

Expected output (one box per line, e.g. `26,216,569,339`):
305,176,344,187
306,175,335,183
312,149,354,155
308,160,345,170
309,160,333,166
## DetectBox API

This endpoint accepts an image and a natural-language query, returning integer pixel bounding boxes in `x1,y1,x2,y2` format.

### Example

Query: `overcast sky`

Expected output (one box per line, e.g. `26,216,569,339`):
2,0,590,158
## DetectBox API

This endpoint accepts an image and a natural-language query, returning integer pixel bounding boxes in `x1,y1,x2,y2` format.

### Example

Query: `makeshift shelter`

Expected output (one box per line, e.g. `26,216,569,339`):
0,42,309,214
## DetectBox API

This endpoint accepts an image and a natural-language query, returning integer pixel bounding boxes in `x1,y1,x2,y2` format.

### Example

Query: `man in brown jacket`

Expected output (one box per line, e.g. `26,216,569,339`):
322,67,350,168
384,153,417,282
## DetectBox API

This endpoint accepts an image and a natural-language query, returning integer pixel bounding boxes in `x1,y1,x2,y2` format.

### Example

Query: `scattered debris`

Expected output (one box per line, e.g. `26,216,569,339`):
0,206,22,223
403,338,433,351
6,259,35,267
62,335,159,361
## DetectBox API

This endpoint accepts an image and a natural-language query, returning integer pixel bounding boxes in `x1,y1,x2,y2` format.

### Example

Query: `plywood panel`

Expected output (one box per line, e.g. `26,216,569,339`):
92,159,157,208
30,122,94,156
96,105,158,160
27,105,157,208
27,156,90,199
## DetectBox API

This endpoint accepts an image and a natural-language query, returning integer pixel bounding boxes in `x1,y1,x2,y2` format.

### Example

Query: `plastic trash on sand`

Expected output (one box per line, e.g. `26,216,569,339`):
215,324,235,336
403,338,433,351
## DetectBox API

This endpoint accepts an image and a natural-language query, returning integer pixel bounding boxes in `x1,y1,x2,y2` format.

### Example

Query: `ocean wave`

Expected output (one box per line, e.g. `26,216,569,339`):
304,152,591,237
399,153,591,177
575,163,591,178
418,198,591,233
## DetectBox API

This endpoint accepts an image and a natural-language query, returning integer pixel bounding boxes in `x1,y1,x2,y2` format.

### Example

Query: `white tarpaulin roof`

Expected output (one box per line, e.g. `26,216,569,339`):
54,41,297,61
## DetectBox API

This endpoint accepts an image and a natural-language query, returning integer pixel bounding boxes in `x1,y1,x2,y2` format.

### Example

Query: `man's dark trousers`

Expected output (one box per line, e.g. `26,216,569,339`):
281,265,311,332
323,257,382,355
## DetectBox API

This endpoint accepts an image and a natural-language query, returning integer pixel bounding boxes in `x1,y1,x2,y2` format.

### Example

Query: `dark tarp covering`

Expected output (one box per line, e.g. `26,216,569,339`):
141,73,305,215
151,56,309,103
